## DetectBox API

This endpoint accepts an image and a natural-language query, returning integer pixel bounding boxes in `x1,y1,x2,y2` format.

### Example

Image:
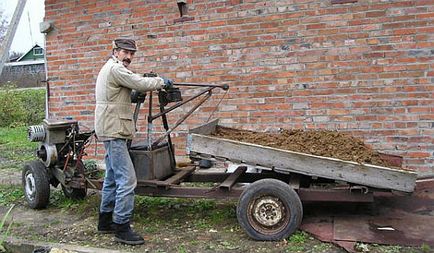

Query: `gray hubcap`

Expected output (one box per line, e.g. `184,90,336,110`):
25,172,36,201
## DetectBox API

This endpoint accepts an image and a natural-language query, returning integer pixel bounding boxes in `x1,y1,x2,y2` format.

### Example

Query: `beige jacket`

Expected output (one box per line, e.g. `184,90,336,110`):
94,56,164,140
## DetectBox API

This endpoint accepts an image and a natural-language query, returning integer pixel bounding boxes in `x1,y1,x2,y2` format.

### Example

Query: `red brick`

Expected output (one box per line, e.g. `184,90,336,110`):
44,0,434,173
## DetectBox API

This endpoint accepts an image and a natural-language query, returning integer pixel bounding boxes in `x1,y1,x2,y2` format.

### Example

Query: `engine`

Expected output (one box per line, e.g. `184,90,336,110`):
28,119,80,167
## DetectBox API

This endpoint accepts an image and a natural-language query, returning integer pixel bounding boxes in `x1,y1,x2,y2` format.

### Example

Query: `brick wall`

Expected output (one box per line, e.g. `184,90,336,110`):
45,0,434,174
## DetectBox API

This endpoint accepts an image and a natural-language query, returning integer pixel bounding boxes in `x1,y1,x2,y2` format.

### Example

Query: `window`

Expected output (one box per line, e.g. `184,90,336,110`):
33,47,43,55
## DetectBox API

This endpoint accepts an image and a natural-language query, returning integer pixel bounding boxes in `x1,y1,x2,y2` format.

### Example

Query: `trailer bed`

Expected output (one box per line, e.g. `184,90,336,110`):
187,120,417,193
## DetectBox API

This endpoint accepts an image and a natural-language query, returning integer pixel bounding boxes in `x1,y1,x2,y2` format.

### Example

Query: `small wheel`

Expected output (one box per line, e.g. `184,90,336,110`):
237,178,303,241
62,185,86,200
22,160,50,209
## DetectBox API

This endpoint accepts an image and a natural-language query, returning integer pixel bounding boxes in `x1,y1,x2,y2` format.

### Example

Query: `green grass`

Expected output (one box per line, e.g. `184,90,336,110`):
49,190,99,215
420,244,432,253
0,204,15,252
134,196,236,229
0,185,24,206
285,231,309,253
0,126,38,169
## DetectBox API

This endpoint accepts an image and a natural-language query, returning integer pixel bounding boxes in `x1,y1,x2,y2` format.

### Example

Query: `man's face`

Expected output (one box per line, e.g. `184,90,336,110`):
114,48,135,67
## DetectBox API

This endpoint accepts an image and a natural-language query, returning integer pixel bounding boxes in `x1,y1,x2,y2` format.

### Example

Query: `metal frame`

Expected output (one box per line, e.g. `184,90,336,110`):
87,165,374,203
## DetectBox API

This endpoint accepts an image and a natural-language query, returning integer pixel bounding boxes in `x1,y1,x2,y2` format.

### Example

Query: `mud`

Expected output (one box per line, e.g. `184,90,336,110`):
213,126,395,168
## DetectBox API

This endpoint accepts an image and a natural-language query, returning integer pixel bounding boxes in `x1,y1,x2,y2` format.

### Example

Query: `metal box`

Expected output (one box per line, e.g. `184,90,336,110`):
130,145,174,180
43,119,78,144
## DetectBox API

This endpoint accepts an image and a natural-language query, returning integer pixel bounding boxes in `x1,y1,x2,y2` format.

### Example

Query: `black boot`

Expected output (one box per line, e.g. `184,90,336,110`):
114,222,145,245
97,212,116,234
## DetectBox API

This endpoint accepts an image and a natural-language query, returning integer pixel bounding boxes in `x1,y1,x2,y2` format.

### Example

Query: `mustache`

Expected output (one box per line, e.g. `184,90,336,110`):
123,58,131,64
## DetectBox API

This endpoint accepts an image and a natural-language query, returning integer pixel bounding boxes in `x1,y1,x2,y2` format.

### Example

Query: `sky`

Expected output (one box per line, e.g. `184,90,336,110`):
0,0,45,53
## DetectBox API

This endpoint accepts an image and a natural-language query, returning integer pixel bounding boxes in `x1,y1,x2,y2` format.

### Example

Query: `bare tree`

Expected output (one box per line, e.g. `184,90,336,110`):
0,9,8,44
8,51,23,61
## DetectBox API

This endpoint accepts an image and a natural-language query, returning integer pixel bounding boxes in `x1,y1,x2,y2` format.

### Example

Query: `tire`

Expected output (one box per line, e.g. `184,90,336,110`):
236,178,303,241
62,185,87,200
22,160,50,209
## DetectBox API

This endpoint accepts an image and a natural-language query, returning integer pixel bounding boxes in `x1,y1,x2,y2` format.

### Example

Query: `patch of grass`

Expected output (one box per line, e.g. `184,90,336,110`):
285,231,309,253
0,185,24,206
83,160,104,179
177,244,187,253
0,204,15,252
311,243,332,252
208,204,236,225
135,196,183,209
187,199,216,212
0,126,38,169
218,240,239,250
376,245,402,253
421,243,431,253
288,231,308,244
134,196,237,232
194,218,213,229
361,244,426,253
0,85,45,128
0,126,33,148
49,190,99,215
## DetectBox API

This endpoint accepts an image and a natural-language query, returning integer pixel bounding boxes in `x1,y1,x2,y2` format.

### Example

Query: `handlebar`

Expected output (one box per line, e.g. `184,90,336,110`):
173,82,229,90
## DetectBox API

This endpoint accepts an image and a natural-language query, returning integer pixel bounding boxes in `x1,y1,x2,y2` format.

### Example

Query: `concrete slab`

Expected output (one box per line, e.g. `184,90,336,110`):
5,237,125,253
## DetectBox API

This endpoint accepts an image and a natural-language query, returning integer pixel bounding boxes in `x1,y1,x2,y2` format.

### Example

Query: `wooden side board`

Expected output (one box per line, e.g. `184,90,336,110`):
188,134,417,193
189,119,219,135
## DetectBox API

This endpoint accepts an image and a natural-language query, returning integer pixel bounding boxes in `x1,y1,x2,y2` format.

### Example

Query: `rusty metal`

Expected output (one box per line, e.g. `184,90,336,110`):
89,176,375,203
152,92,211,147
219,166,247,190
160,167,195,186
173,83,229,90
301,183,434,249
333,210,434,246
187,171,292,183
297,189,374,203
88,179,103,190
415,177,434,199
135,185,243,200
146,91,153,150
148,83,227,149
247,195,289,236
289,174,301,190
149,87,213,121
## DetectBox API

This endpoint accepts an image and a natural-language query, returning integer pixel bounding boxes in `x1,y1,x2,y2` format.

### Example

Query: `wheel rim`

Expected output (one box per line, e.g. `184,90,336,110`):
247,195,290,235
25,171,36,201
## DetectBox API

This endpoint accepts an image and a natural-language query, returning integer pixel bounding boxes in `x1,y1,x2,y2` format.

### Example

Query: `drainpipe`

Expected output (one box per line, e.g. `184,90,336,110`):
40,21,53,119
43,33,49,119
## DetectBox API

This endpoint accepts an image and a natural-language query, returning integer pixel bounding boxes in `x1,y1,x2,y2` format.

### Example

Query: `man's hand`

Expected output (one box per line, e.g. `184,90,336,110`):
161,77,174,90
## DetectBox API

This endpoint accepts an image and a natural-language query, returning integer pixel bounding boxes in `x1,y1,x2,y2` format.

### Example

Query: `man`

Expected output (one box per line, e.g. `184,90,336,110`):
94,38,172,245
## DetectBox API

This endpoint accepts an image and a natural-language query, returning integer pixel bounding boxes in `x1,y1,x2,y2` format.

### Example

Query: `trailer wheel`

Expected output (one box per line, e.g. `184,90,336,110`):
62,185,87,200
22,160,50,209
237,178,303,241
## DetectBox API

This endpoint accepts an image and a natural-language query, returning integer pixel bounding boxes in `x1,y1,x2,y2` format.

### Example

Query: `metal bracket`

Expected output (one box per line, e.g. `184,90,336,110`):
219,166,247,191
289,174,301,190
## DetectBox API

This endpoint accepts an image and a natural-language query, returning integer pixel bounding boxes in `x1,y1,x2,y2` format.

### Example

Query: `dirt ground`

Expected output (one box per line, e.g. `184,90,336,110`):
213,126,395,168
1,187,346,253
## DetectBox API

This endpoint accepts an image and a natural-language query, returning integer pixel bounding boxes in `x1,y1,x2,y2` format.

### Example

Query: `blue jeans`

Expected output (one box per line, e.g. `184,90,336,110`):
100,139,137,224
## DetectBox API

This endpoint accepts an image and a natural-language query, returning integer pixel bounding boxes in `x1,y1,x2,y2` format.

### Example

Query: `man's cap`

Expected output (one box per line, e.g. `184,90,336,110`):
112,38,137,51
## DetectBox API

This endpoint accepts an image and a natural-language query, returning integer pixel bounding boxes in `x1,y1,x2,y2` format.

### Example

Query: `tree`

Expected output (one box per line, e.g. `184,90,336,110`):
0,9,8,44
8,51,23,61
